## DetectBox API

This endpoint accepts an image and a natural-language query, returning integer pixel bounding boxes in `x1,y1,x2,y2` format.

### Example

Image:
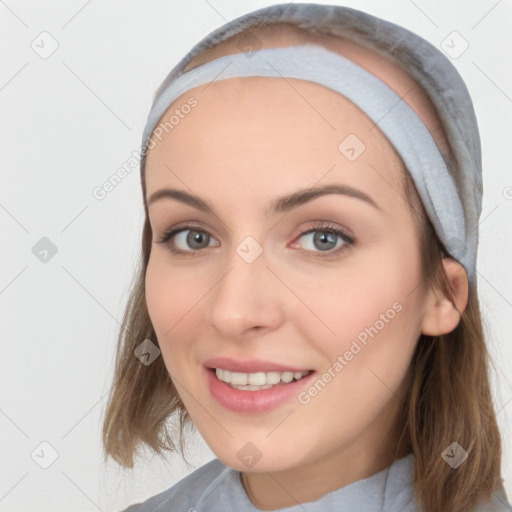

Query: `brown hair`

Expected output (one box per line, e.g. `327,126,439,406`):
101,32,506,512
393,169,505,511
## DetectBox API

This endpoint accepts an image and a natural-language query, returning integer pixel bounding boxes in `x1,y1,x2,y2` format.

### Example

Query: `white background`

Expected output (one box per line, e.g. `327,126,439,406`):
1,0,511,510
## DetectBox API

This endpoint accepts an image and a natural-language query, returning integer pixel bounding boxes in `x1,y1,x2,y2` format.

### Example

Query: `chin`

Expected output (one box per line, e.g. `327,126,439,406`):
205,440,306,474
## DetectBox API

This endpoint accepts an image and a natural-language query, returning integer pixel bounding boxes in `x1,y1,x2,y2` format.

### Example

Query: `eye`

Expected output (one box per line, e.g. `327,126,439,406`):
156,225,218,255
292,223,354,258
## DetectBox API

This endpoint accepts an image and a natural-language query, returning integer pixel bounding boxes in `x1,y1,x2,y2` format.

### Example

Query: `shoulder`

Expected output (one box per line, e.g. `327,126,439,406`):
472,488,512,512
120,458,230,512
383,455,512,512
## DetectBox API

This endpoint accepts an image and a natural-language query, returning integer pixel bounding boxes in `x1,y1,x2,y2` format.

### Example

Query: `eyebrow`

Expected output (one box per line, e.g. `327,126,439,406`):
147,183,381,215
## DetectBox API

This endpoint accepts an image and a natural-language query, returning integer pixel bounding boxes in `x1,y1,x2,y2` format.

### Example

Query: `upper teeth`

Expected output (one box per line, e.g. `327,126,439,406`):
215,368,310,386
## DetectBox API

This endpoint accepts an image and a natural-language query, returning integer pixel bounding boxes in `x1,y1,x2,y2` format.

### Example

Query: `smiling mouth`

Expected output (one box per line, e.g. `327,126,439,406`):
211,368,313,391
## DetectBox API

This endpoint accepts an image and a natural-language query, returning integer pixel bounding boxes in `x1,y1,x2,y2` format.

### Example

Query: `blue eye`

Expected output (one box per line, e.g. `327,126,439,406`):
156,222,354,258
295,224,353,257
158,227,218,254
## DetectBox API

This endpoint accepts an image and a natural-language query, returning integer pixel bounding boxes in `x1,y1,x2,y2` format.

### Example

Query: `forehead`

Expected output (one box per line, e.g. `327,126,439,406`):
144,75,406,216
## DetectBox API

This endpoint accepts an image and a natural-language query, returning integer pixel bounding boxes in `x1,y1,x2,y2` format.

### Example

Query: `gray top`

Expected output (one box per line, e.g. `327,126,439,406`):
121,453,511,511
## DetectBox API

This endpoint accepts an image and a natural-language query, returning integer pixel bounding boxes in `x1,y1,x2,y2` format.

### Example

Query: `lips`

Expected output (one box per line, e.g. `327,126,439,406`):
203,356,311,374
204,365,316,413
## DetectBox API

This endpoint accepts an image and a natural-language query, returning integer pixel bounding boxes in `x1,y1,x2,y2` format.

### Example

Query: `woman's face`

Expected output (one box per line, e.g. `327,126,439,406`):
144,75,434,476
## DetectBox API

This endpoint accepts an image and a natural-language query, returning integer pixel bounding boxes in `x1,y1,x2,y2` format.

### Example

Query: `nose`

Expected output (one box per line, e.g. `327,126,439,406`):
206,244,284,341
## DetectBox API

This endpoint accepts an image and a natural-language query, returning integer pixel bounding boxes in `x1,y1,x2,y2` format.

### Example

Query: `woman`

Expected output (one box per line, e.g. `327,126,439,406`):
102,4,511,511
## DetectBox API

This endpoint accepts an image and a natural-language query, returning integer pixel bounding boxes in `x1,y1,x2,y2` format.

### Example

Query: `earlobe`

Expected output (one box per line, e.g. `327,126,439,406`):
421,258,469,336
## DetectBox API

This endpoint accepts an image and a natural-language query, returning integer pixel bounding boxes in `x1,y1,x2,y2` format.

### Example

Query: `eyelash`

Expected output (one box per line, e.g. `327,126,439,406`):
156,222,354,259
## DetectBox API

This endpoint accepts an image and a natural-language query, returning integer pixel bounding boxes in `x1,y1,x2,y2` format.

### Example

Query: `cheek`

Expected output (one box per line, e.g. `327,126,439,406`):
297,281,419,436
296,246,423,381
144,253,207,372
292,261,410,350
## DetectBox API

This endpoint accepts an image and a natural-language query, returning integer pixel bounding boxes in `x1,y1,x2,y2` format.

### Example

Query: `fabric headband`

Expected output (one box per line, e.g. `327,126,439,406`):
141,43,471,283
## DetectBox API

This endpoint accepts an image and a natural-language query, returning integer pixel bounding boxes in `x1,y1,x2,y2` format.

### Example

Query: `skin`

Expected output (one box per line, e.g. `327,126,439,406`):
144,28,468,510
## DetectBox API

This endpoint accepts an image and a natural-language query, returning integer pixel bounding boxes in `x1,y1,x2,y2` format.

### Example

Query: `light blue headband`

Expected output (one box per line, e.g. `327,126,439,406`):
141,44,470,282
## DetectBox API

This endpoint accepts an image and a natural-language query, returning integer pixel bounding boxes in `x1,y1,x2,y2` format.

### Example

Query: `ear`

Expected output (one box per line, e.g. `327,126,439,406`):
421,258,469,336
